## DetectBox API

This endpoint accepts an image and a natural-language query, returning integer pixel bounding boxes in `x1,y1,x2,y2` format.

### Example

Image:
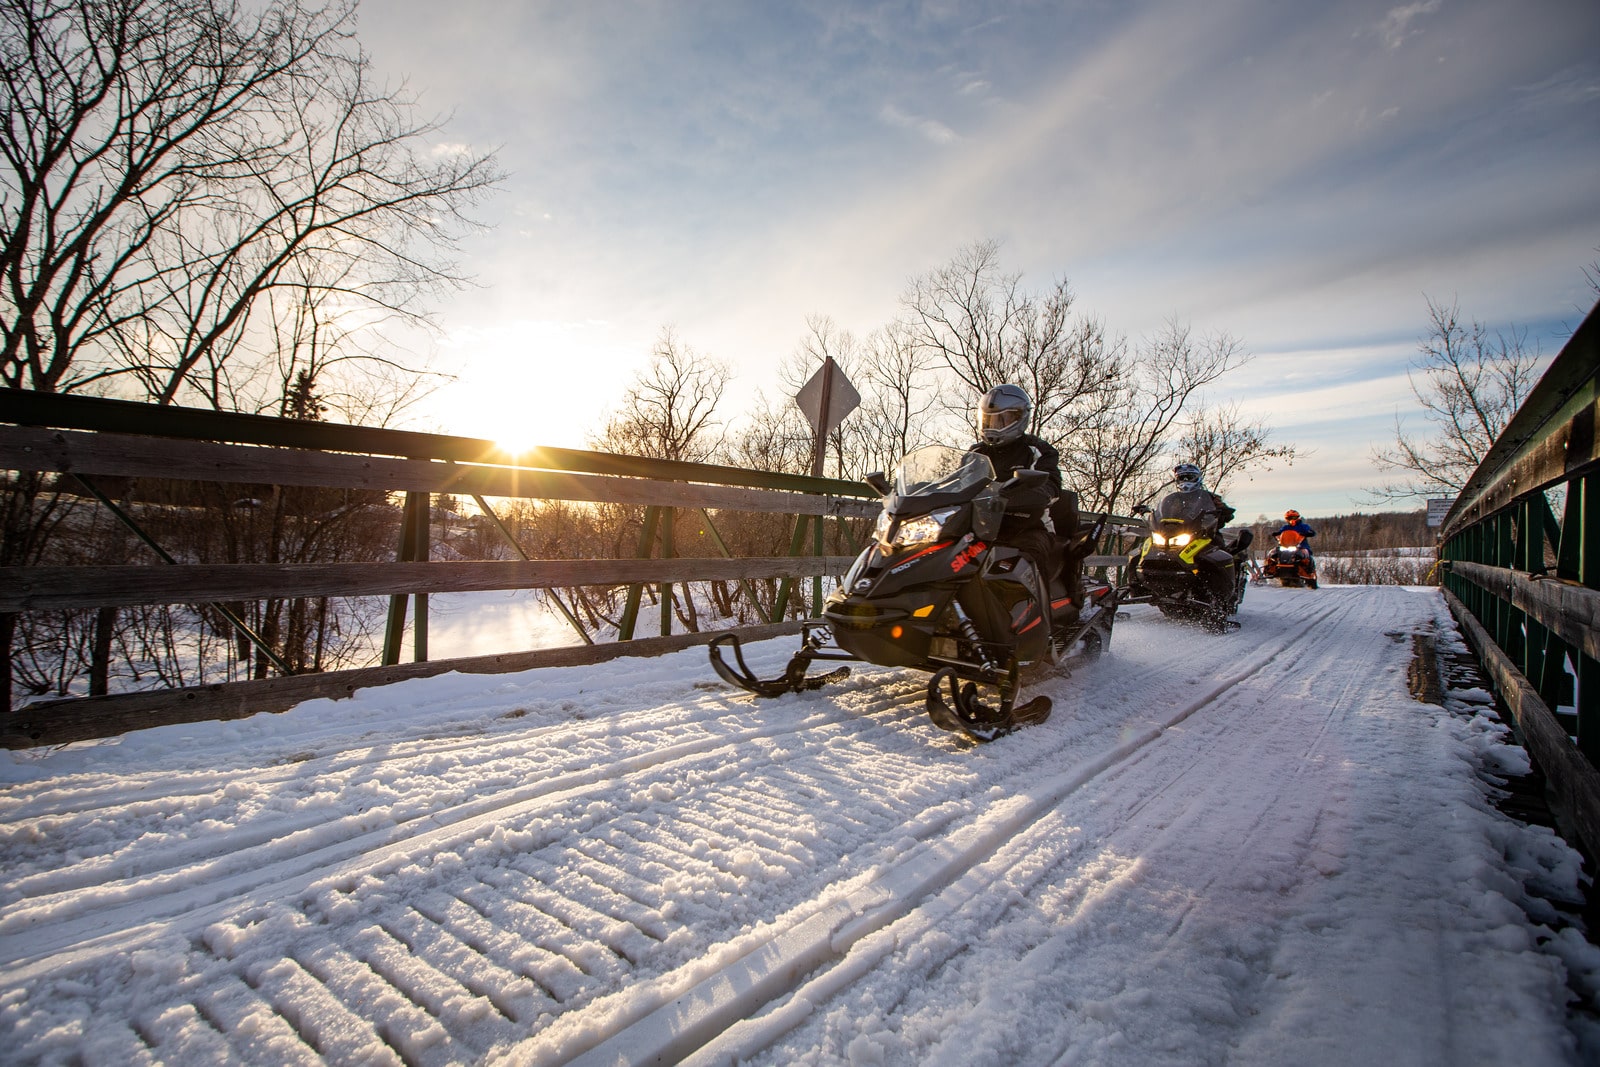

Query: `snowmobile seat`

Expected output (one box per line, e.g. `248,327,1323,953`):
1051,490,1089,601
1049,489,1080,542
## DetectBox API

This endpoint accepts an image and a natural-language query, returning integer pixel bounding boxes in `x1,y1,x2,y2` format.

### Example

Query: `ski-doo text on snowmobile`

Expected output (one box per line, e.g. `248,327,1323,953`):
709,445,1117,742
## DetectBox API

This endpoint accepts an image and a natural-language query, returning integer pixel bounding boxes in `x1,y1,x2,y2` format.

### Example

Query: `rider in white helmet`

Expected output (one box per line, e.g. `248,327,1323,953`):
969,384,1064,583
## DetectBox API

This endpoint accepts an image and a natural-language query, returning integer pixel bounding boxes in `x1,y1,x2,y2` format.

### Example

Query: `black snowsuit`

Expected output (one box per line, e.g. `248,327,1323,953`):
1198,490,1236,528
969,434,1063,586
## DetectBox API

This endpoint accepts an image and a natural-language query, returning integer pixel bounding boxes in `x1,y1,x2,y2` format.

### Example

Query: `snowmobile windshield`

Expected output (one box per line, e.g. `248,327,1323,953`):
1155,490,1213,525
892,446,995,502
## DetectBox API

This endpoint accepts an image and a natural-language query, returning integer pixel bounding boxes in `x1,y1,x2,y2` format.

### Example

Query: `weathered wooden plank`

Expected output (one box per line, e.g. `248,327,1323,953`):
0,426,880,518
0,388,876,498
0,621,811,748
1439,300,1599,539
1448,560,1600,662
1442,586,1600,864
1442,395,1600,538
0,556,860,612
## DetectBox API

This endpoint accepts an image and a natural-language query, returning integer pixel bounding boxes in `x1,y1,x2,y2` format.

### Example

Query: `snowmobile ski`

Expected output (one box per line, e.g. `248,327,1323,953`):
925,663,1051,743
708,625,852,697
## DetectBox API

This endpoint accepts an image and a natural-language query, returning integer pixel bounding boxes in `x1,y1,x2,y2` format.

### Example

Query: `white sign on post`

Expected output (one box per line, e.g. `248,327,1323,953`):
1426,498,1452,527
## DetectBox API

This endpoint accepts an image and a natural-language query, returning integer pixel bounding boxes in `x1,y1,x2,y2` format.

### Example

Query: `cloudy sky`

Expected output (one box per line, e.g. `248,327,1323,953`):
357,0,1599,519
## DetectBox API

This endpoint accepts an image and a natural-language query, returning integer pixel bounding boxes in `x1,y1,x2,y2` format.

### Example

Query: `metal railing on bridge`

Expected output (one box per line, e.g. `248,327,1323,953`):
1437,300,1600,860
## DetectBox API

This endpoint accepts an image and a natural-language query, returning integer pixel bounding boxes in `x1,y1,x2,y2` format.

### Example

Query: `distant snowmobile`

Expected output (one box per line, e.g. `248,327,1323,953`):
1262,529,1319,588
1123,491,1251,632
709,444,1117,742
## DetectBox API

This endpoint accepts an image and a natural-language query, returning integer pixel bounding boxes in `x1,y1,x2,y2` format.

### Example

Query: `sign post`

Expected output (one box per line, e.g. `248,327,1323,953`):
794,358,861,478
1426,498,1452,528
787,358,862,615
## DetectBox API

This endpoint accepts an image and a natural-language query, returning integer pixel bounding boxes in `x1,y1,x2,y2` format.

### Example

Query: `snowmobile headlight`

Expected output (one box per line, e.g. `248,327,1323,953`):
873,508,894,545
893,507,959,547
1150,532,1167,546
1168,533,1193,547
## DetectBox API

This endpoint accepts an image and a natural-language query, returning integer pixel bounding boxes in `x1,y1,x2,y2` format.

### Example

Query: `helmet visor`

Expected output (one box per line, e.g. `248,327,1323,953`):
980,408,1023,434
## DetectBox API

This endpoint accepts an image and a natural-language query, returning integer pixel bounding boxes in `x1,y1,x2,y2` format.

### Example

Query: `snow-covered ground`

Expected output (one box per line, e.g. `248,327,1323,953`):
2,584,1597,1065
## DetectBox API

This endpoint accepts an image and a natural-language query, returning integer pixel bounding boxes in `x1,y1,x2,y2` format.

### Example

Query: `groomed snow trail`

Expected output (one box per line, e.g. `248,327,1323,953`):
0,586,1589,1065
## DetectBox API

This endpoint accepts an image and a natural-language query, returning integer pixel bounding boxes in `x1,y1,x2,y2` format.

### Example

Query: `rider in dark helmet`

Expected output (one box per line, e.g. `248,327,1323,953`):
969,384,1065,586
1171,463,1235,524
1168,462,1247,602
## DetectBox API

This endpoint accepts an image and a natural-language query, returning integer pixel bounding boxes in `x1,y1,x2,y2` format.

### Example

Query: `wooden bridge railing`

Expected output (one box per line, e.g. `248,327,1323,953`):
1437,299,1600,859
0,390,879,747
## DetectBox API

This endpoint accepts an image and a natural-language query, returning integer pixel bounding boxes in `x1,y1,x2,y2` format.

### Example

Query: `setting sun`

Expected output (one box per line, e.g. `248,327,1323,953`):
423,318,642,459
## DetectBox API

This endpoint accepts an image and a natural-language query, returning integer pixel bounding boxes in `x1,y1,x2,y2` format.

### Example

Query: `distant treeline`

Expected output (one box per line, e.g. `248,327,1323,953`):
1247,509,1438,586
1250,510,1434,553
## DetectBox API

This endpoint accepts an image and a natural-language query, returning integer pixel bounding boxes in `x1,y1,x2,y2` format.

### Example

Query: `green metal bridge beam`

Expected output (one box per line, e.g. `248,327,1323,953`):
1435,299,1600,857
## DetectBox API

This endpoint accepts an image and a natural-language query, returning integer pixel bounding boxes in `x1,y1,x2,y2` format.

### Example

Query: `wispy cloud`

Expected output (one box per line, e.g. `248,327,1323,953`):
1377,0,1442,50
1512,66,1600,111
358,0,1600,513
878,103,960,144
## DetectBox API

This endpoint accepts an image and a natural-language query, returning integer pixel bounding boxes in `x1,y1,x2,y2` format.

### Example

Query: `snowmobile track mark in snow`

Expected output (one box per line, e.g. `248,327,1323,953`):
528,596,1351,1065
1,589,1485,1067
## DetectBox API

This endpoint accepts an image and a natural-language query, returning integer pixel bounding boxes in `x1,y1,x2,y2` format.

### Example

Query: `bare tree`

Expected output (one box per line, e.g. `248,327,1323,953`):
588,327,732,633
1,0,499,705
891,243,1273,518
592,327,731,462
846,320,945,478
252,258,442,426
900,239,1119,439
1176,402,1299,498
1,0,500,407
1063,318,1250,516
1369,297,1545,502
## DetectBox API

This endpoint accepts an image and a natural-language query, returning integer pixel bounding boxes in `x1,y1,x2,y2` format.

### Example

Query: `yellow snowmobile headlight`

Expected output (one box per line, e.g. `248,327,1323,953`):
1168,532,1193,547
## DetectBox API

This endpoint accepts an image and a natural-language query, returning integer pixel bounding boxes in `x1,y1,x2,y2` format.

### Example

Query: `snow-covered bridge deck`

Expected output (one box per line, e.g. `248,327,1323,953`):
1,586,1592,1065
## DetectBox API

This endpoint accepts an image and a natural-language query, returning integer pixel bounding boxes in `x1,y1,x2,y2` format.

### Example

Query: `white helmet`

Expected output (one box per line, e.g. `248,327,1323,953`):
1173,463,1204,492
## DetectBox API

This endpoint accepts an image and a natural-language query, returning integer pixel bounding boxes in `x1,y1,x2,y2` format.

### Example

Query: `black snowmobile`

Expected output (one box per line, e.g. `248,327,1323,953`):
1123,490,1252,632
709,445,1118,742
